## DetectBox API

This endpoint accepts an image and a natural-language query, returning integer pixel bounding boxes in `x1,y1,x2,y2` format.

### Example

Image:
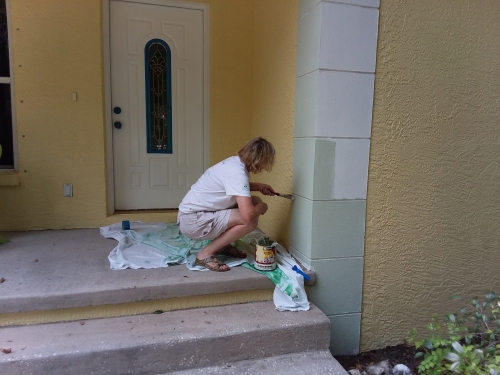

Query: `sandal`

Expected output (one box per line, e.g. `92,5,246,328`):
218,245,247,259
195,256,230,272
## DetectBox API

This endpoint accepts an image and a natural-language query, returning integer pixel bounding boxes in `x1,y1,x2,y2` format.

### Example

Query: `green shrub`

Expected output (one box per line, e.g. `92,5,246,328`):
408,292,500,374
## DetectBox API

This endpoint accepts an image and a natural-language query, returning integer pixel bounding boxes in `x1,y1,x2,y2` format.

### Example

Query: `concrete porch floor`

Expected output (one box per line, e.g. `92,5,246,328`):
0,228,278,324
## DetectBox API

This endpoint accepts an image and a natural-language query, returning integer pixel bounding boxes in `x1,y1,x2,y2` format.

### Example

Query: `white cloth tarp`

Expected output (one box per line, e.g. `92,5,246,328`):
100,221,309,311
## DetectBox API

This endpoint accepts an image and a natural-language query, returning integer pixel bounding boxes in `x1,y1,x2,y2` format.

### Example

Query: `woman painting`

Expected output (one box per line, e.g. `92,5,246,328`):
178,137,276,271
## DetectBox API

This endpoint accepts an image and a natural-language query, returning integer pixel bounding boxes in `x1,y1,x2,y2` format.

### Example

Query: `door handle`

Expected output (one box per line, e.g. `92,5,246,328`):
114,121,122,129
113,107,122,114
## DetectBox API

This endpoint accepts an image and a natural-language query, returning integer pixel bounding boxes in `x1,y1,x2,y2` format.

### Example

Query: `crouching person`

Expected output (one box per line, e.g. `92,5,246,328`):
178,137,276,271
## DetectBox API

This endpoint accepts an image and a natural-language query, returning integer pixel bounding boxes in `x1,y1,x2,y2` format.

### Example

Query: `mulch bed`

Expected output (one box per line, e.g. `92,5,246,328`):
335,343,421,374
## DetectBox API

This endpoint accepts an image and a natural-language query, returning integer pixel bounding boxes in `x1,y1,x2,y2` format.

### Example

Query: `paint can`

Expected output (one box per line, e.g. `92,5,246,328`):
254,237,277,271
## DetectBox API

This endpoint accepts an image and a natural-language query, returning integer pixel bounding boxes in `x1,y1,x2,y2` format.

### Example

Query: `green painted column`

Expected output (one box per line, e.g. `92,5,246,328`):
293,0,380,355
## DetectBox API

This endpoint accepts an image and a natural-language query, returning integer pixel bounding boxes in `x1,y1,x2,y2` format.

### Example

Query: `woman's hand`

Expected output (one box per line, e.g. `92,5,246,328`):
250,182,276,196
259,183,275,196
258,201,269,215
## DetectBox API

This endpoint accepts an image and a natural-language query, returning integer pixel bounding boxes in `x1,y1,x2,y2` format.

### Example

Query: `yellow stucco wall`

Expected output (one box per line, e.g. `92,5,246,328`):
249,0,297,248
2,1,107,230
362,0,500,350
188,0,253,165
0,0,254,231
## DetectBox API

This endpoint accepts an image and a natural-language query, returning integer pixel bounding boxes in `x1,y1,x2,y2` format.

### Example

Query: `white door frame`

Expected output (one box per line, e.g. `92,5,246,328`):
103,0,210,214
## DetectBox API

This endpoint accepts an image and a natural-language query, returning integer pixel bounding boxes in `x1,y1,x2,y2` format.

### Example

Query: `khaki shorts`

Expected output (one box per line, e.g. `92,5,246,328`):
178,210,232,240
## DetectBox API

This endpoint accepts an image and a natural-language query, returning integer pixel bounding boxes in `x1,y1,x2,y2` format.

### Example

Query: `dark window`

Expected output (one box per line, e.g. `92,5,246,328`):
0,84,13,167
145,39,172,154
0,0,9,77
0,0,13,169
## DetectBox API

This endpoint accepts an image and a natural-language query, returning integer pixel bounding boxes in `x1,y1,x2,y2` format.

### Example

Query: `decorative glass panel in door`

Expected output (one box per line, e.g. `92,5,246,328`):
145,39,172,154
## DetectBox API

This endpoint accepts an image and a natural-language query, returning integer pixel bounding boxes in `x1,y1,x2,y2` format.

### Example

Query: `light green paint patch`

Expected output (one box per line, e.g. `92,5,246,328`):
298,0,322,19
296,2,322,76
328,313,361,355
313,138,335,200
292,138,316,199
290,198,366,260
292,138,337,200
289,195,313,258
312,200,366,258
0,235,9,244
309,257,363,316
294,71,319,138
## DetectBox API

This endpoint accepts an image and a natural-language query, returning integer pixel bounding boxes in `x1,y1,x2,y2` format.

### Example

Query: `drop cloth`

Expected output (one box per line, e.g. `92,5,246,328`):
100,221,309,311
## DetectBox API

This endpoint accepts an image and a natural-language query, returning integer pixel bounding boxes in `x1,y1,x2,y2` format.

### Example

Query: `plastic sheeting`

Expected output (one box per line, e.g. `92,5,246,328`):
100,221,309,311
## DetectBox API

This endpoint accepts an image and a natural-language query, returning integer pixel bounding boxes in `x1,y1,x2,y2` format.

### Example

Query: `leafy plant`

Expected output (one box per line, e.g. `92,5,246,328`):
408,292,500,374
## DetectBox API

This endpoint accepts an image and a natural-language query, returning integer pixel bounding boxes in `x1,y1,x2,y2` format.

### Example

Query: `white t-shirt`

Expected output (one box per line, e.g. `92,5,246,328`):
179,156,251,213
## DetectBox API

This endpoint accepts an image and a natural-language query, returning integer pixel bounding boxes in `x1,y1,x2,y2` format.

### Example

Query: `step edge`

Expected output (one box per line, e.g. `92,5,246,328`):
0,289,275,327
165,350,348,375
0,322,331,374
0,279,276,314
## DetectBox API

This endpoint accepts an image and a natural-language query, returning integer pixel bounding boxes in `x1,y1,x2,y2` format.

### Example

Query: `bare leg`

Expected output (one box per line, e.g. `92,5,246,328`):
196,196,262,271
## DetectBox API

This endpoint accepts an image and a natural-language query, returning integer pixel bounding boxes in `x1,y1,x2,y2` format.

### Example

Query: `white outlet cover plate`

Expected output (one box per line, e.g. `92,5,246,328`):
63,184,73,197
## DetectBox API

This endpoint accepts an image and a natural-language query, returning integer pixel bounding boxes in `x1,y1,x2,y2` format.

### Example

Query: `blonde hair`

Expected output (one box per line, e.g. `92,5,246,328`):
237,137,275,173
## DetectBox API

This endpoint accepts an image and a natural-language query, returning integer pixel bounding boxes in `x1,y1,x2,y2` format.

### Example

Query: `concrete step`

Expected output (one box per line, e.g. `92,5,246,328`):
0,301,344,375
0,229,276,326
0,229,275,314
165,350,347,374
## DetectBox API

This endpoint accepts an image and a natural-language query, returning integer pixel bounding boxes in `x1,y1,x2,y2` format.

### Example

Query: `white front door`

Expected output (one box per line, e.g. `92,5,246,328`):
110,0,205,210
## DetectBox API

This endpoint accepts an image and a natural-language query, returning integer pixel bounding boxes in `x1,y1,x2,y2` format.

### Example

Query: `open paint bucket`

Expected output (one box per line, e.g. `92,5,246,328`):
254,237,277,271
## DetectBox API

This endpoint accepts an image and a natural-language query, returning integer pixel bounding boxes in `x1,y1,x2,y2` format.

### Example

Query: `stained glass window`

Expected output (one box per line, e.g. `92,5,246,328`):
145,39,172,154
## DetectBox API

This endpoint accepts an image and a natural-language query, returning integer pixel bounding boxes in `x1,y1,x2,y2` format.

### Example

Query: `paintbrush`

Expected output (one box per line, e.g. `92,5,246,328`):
274,192,294,200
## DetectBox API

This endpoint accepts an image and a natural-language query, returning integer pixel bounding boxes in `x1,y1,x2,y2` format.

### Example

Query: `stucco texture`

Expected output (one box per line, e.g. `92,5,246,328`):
250,0,297,248
188,0,253,165
363,0,500,350
2,0,107,230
